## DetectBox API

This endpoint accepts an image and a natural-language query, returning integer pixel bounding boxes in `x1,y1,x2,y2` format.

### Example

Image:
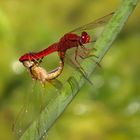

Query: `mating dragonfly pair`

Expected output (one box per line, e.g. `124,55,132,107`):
19,12,114,85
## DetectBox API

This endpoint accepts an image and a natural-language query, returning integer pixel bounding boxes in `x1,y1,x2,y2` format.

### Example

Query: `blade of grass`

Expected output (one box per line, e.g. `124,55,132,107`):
19,0,139,139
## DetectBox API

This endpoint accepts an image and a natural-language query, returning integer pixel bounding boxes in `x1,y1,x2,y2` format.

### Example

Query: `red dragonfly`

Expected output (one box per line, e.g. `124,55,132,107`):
19,12,114,81
14,12,114,137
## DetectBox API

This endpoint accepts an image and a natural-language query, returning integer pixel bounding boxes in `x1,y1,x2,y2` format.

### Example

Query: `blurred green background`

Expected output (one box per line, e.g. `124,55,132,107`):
0,0,140,140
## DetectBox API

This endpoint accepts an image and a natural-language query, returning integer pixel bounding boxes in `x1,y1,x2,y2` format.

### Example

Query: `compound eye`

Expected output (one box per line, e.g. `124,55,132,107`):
86,35,90,43
82,35,85,40
81,31,90,44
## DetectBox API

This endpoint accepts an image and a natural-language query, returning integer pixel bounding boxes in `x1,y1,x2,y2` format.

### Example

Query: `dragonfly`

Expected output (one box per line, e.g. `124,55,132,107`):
15,12,114,138
22,59,64,85
13,59,64,137
19,12,114,83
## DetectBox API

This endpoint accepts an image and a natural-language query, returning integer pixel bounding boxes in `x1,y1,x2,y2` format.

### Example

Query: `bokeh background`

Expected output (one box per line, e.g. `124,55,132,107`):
0,0,140,140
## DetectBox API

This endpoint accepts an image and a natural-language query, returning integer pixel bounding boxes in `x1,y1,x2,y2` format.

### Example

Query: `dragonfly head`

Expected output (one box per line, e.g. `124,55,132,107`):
22,60,35,68
80,31,90,44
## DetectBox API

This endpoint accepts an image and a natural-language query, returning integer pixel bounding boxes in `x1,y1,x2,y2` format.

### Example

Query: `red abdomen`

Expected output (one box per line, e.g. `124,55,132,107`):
19,43,58,62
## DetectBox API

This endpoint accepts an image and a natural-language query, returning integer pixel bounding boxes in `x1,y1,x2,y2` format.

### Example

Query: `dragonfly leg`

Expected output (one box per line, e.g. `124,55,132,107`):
78,45,99,59
82,54,99,59
74,46,79,62
80,45,97,59
58,51,65,60
79,54,101,68
74,47,87,76
81,44,97,51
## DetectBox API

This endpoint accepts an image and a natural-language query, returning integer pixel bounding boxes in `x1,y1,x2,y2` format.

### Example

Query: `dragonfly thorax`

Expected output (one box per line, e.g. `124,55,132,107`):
80,31,90,44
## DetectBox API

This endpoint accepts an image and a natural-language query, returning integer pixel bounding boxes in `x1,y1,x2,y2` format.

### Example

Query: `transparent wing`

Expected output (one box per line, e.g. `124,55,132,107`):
13,80,62,138
65,48,95,84
49,79,63,89
13,82,43,137
13,60,63,138
70,12,114,33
